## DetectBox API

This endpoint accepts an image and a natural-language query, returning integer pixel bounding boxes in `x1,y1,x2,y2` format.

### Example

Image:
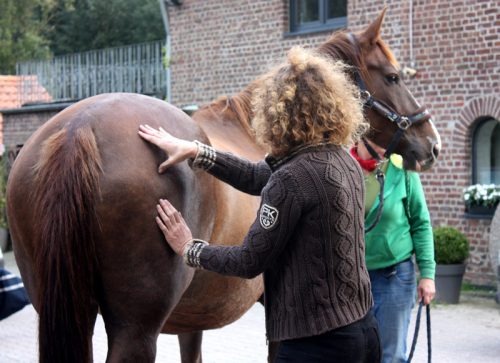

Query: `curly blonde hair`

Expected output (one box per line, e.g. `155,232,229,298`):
251,46,368,158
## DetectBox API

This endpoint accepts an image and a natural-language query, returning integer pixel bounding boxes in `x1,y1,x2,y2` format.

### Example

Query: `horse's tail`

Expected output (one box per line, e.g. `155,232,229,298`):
33,124,102,363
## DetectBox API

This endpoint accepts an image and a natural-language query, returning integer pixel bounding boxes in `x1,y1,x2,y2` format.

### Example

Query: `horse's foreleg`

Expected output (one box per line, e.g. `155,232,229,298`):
178,331,203,363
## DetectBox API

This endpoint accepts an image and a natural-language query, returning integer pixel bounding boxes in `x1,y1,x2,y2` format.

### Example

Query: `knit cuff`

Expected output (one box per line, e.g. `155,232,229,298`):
183,239,209,268
191,140,216,170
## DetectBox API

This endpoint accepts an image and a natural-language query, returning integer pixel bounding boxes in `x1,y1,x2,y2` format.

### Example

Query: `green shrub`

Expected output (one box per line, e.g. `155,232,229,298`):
433,226,469,264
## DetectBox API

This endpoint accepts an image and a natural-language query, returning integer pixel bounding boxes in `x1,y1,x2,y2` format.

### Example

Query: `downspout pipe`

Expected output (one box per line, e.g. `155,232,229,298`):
159,0,172,103
409,0,415,68
402,0,417,78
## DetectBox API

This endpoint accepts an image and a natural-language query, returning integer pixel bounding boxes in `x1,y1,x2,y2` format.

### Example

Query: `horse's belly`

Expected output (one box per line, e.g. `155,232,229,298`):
162,272,263,333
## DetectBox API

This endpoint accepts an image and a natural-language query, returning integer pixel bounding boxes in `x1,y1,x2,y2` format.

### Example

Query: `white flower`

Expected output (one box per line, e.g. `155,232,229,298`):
463,184,500,208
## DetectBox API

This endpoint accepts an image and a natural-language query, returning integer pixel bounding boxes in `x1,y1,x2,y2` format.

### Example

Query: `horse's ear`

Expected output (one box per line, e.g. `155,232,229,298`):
359,7,387,45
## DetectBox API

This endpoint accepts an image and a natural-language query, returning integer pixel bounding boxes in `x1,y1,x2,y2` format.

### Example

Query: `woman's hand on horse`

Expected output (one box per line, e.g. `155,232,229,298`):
156,198,193,256
138,124,198,173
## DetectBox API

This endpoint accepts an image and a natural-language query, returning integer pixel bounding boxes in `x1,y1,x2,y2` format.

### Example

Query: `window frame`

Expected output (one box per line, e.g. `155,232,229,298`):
472,117,499,185
287,0,347,36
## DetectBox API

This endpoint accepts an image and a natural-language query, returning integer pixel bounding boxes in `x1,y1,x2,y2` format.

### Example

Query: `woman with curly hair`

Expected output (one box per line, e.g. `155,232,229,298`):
139,46,380,362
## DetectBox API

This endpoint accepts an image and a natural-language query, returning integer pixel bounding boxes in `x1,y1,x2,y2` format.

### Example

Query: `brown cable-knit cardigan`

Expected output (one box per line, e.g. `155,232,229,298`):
186,142,373,342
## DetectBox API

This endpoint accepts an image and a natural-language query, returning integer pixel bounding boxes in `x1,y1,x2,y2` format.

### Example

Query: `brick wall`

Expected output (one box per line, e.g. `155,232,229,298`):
0,76,23,146
1,104,73,162
2,111,58,148
406,0,499,285
169,0,500,285
168,0,330,107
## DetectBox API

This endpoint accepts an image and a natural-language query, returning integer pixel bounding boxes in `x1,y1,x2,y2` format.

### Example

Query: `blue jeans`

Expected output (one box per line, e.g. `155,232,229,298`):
369,258,416,363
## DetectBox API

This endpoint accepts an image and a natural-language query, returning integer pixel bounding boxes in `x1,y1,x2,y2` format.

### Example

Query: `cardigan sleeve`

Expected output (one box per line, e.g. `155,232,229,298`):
192,141,271,196
406,171,436,280
186,170,302,278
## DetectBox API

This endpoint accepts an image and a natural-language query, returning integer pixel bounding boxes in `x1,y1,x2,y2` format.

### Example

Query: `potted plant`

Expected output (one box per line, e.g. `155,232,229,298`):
433,226,470,304
463,184,500,218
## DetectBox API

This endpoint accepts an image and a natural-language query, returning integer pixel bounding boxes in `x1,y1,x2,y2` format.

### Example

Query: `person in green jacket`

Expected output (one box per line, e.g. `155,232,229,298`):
350,139,436,363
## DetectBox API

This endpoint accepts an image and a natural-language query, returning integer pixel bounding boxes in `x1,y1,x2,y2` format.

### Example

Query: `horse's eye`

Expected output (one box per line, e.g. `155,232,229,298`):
386,74,400,84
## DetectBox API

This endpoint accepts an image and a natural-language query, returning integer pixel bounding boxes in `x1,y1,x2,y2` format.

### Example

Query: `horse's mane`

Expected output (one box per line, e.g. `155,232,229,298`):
318,31,398,81
196,81,259,137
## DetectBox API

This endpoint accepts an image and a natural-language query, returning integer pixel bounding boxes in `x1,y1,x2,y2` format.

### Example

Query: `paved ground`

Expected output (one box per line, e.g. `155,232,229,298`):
1,250,500,362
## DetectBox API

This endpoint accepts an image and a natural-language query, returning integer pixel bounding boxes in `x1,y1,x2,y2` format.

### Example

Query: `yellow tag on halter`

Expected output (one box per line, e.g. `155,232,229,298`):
390,154,404,169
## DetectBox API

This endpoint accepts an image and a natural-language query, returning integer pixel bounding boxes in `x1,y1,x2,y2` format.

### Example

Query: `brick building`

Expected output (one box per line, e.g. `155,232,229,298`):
0,76,52,163
0,0,497,285
166,0,499,285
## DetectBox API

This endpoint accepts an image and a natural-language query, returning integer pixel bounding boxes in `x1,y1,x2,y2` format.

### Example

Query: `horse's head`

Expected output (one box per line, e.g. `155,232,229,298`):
320,9,441,171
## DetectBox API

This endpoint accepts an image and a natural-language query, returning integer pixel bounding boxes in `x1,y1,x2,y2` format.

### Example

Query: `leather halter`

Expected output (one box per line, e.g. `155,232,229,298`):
346,33,429,232
347,33,430,158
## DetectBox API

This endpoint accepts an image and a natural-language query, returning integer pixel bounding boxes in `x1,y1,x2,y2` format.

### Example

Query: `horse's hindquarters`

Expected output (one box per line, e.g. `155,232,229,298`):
6,93,221,361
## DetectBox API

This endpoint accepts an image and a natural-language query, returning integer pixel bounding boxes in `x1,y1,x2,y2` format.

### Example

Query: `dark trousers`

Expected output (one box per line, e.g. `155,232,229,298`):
274,311,381,363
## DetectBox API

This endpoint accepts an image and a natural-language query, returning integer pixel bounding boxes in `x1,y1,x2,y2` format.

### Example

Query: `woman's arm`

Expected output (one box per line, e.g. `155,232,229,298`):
157,170,302,278
407,171,436,304
193,141,271,195
139,124,271,195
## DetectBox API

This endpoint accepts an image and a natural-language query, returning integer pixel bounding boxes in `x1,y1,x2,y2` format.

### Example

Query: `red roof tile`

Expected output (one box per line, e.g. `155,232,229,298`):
0,75,22,109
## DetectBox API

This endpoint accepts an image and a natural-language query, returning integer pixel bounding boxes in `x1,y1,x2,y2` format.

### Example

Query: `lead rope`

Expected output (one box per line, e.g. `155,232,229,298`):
407,300,432,363
365,168,384,232
363,139,385,233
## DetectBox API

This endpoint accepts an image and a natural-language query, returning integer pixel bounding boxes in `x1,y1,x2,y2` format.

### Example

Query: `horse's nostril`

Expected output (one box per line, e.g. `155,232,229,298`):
432,144,440,159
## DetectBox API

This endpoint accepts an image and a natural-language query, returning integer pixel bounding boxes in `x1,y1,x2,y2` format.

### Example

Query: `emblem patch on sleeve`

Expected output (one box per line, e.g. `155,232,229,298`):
260,204,279,229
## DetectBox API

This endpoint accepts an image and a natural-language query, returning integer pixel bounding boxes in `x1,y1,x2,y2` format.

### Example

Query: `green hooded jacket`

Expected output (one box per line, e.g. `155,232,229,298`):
364,155,436,279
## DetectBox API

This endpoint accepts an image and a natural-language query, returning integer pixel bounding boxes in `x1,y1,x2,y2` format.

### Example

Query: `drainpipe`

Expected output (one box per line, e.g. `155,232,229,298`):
402,0,417,78
409,0,414,69
159,0,183,103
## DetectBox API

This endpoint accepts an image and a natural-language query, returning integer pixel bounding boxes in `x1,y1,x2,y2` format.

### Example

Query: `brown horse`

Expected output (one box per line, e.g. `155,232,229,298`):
7,9,440,363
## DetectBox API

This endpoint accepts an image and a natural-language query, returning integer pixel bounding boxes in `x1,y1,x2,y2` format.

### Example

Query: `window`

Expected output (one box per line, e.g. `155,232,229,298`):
289,0,347,35
472,118,500,184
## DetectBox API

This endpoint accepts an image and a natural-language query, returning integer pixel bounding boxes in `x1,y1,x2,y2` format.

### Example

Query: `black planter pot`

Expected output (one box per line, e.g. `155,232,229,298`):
435,263,466,304
466,205,496,218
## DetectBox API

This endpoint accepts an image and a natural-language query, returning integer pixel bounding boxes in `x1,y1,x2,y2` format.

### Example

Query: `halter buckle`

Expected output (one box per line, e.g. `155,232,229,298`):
360,90,374,109
398,117,411,130
360,90,371,101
